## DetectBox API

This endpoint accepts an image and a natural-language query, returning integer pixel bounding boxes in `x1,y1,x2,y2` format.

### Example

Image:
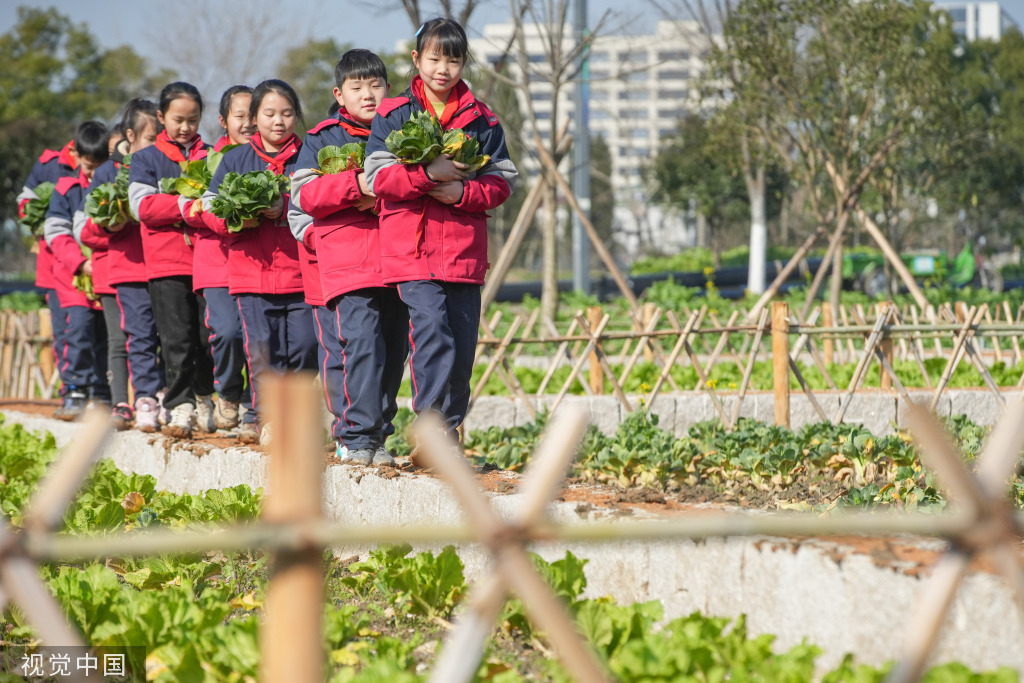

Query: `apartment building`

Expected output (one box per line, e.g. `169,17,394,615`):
934,1,1019,40
468,19,709,255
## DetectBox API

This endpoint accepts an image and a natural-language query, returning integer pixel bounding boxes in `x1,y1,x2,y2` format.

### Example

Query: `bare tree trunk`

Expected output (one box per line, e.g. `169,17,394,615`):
541,177,560,322
696,213,708,248
830,242,843,320
746,165,767,294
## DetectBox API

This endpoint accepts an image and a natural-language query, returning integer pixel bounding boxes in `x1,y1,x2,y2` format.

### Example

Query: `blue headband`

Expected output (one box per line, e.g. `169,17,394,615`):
416,23,426,37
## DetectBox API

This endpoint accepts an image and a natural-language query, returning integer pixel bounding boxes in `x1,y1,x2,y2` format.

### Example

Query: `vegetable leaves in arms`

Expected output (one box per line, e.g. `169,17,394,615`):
19,182,56,237
384,110,490,172
84,154,132,227
208,170,290,233
317,143,366,174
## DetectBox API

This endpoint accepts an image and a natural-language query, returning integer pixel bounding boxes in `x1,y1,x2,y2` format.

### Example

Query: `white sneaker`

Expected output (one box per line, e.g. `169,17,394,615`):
259,422,272,446
156,390,171,426
195,395,216,433
162,403,194,438
214,397,240,430
135,397,160,433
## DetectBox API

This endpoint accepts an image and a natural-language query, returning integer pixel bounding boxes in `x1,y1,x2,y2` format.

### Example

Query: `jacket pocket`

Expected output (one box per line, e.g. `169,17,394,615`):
443,207,488,263
320,222,369,271
379,199,423,257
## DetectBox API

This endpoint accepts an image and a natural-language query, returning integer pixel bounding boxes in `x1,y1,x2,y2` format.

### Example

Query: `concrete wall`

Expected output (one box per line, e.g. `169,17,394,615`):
3,409,1022,675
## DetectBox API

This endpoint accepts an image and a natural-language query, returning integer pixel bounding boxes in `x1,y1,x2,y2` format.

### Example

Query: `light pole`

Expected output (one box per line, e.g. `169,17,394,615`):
572,0,591,294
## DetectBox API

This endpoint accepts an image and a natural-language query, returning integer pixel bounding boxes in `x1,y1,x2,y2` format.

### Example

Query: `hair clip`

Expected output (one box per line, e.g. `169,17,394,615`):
415,23,426,37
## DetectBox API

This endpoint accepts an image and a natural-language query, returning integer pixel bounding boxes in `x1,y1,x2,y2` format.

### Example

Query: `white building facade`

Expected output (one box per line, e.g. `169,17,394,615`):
934,2,1019,40
469,19,710,257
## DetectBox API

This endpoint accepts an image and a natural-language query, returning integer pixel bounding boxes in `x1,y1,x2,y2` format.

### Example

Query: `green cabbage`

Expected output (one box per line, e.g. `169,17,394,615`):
84,156,132,227
318,142,366,174
19,182,56,237
209,170,291,233
384,110,444,165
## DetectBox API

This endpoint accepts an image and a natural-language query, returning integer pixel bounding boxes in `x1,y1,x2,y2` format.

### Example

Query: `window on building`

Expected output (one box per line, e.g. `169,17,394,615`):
590,90,609,101
658,89,688,100
659,69,690,80
624,50,648,62
591,109,611,119
618,90,648,101
590,50,610,62
947,8,967,22
589,69,610,80
531,91,553,101
658,128,677,138
528,53,546,62
631,129,649,139
658,108,688,119
658,49,690,61
624,70,649,82
535,111,552,120
620,108,649,119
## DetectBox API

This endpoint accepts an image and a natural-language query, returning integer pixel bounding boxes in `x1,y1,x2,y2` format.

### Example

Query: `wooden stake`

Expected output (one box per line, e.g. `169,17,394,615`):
878,303,894,392
822,302,835,365
587,306,604,395
260,373,324,683
772,302,791,428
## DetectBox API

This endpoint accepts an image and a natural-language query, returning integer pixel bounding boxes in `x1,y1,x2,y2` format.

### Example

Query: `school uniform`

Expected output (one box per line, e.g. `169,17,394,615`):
365,77,517,430
18,143,78,390
201,132,317,426
86,158,165,402
129,131,215,411
79,158,129,406
43,172,108,400
188,135,251,411
291,111,409,449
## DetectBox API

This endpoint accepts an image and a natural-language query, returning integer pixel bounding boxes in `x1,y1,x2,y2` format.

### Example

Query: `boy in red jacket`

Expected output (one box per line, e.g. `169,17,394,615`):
290,49,409,466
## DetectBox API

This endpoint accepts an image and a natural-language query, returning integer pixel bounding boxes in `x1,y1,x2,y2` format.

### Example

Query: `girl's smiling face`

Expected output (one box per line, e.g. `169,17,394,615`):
157,96,202,145
219,93,252,145
254,91,296,152
412,42,464,103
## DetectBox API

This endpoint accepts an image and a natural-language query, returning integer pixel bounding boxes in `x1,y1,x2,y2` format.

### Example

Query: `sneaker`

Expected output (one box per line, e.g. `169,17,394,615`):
237,421,260,444
259,422,273,446
56,389,88,422
214,397,240,430
156,390,171,426
340,447,374,466
372,446,396,466
135,397,160,433
194,395,216,433
162,403,194,438
111,403,134,431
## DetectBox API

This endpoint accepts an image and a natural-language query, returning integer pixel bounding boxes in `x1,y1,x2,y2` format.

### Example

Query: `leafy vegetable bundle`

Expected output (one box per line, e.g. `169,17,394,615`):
84,154,132,228
208,170,291,233
384,110,490,171
158,147,234,198
317,142,366,174
19,182,56,237
72,246,97,302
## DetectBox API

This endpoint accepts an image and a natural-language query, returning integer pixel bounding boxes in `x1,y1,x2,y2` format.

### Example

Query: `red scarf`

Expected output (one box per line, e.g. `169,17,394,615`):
410,76,469,128
249,132,300,175
58,141,79,169
336,109,371,138
154,130,207,164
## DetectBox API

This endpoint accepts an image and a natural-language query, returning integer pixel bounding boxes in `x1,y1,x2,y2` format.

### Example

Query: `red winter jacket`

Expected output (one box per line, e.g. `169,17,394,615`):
128,132,209,280
45,174,96,309
201,133,304,296
291,112,384,303
364,78,518,285
20,143,78,289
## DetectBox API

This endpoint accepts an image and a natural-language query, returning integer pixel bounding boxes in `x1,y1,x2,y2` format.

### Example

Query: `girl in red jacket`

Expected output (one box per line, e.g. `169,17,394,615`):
200,79,318,444
193,85,254,436
365,18,518,437
129,82,215,438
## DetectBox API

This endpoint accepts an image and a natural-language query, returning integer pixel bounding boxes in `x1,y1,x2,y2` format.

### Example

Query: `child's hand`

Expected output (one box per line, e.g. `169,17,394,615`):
354,195,378,212
239,217,260,230
262,194,285,219
357,172,375,198
106,220,127,233
80,260,93,277
427,181,465,205
425,154,469,183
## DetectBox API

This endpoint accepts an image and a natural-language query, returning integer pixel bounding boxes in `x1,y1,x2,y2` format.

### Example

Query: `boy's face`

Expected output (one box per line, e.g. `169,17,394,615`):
334,76,388,124
78,155,103,180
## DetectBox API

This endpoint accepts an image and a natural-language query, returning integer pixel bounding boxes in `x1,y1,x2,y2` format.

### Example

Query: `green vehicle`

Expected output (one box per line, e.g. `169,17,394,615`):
842,240,1003,297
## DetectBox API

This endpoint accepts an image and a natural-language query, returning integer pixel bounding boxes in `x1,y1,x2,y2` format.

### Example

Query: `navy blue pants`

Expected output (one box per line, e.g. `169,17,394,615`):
116,283,164,399
236,293,317,425
325,287,409,449
148,276,214,410
46,289,68,395
100,293,129,406
202,287,251,407
313,305,344,440
63,305,109,398
396,280,480,431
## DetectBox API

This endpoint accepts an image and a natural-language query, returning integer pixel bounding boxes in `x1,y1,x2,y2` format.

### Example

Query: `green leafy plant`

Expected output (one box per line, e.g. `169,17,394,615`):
84,155,132,227
71,246,97,301
19,182,56,237
158,148,232,199
441,129,489,173
209,170,290,232
384,110,444,165
318,142,366,174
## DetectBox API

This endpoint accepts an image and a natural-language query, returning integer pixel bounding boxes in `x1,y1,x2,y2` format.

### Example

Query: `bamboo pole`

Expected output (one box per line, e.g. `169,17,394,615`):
259,373,324,683
731,309,769,429
744,225,826,323
550,314,611,415
772,302,791,428
822,302,835,365
878,303,894,393
577,312,632,412
587,306,604,395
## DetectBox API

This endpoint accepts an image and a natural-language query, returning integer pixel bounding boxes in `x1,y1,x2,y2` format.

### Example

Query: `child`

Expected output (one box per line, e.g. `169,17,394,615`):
17,138,79,415
291,49,409,466
43,121,111,420
192,85,254,435
200,79,318,444
365,19,517,437
129,82,215,438
80,99,166,431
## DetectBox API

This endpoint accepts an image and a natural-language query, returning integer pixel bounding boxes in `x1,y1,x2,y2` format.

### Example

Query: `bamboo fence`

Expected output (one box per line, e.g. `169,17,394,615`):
0,373,1021,683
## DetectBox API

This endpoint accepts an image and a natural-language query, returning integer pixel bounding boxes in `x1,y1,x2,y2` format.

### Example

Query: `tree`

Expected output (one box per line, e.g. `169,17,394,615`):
280,39,353,123
0,7,166,269
378,0,489,30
